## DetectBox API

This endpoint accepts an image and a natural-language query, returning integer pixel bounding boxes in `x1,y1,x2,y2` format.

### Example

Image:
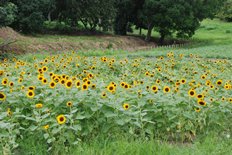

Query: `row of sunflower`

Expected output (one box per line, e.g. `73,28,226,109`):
0,51,231,152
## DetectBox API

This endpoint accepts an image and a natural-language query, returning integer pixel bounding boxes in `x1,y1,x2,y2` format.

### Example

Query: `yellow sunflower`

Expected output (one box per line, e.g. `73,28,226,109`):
0,92,6,101
27,90,35,98
49,81,56,88
188,89,196,97
65,80,73,89
35,103,43,109
163,86,171,93
66,101,73,107
151,85,158,93
123,103,130,110
56,114,66,125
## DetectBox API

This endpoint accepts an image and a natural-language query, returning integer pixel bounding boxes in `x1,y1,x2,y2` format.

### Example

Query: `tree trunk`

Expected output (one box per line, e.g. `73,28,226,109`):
145,24,153,42
48,12,51,22
139,28,142,36
159,34,165,45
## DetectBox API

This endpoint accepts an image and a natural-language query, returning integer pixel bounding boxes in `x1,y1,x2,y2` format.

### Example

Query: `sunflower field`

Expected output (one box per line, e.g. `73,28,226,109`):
0,51,232,153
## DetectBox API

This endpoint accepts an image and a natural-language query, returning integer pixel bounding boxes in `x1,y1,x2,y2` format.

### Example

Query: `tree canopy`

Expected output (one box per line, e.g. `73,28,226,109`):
0,0,226,43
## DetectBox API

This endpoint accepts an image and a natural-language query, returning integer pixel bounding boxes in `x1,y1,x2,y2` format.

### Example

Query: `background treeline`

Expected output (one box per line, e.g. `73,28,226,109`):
0,0,231,43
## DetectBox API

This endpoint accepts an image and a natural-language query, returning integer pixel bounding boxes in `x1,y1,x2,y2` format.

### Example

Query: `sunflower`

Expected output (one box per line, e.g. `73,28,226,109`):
65,80,73,89
180,79,186,84
75,80,81,88
82,83,88,91
156,79,161,84
124,84,129,89
163,86,171,93
224,84,230,90
60,79,66,85
0,92,6,101
42,78,48,84
27,90,35,98
196,94,204,99
35,103,43,109
195,107,201,112
86,80,91,85
7,108,12,116
91,84,96,89
101,92,107,98
1,78,8,86
107,84,115,92
216,80,222,86
66,101,73,107
42,66,48,72
9,82,14,87
198,100,206,106
49,81,56,88
0,70,4,76
229,98,232,103
43,125,49,130
123,103,130,110
188,89,196,97
151,85,158,93
201,75,206,80
38,75,44,81
56,114,66,125
18,78,23,83
28,86,36,91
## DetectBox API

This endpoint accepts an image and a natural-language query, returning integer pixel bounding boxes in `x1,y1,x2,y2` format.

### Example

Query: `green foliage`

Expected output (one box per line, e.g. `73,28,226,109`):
138,0,225,43
9,0,51,33
0,2,17,27
218,0,232,22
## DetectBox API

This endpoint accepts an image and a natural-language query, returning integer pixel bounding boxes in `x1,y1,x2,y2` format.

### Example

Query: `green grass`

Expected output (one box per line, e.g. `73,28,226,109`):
3,134,231,155
193,19,232,45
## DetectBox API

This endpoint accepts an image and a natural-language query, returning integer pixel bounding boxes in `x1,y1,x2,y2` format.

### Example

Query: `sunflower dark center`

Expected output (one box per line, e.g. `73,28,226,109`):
0,93,4,98
190,91,194,95
83,85,87,89
29,92,33,96
67,82,72,87
199,101,204,105
60,117,64,121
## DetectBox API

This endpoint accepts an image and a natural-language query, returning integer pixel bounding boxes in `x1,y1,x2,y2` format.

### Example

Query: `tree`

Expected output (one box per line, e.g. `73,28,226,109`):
9,0,51,33
0,2,17,27
114,0,144,35
217,0,232,22
139,0,225,44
